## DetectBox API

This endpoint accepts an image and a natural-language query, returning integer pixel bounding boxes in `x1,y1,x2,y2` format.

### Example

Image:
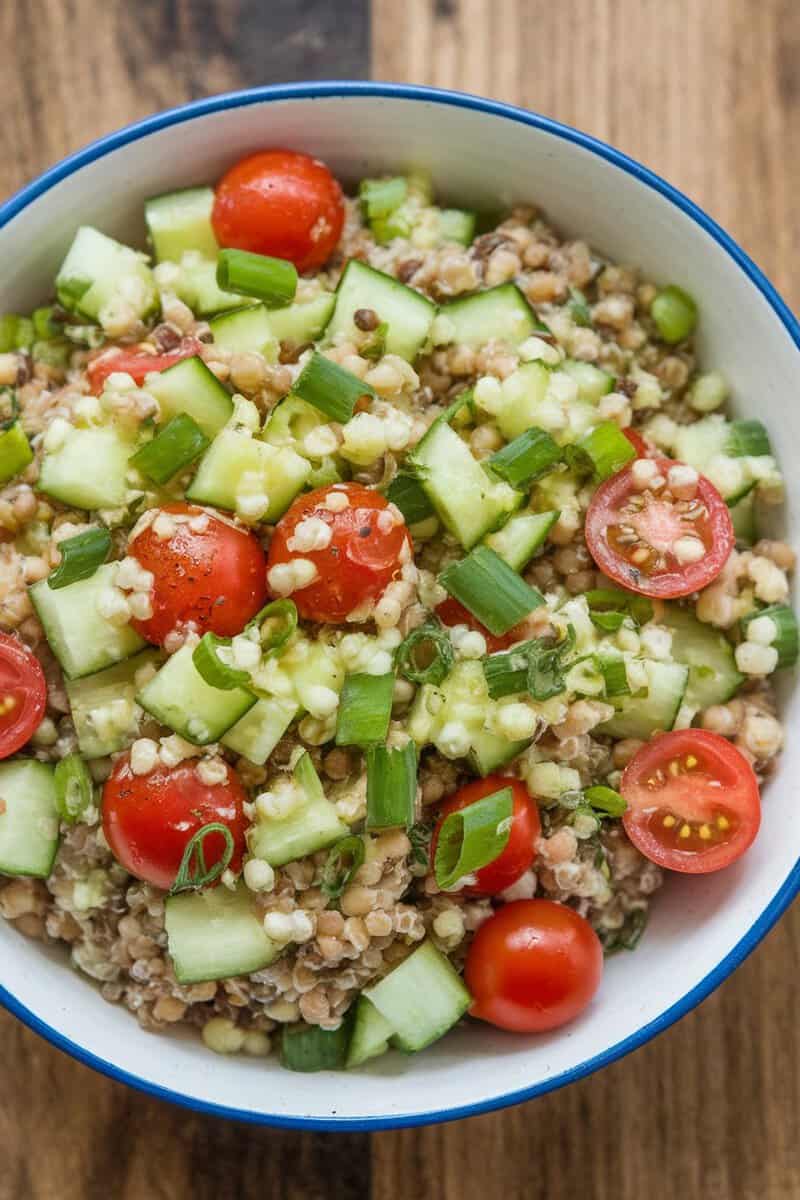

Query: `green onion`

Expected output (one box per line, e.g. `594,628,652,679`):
0,315,19,353
293,351,375,424
482,643,534,699
366,743,417,830
483,629,575,701
408,819,433,867
486,427,562,488
569,287,592,327
320,835,366,899
13,317,34,350
742,604,798,668
32,307,59,339
54,754,93,823
439,546,545,637
651,285,697,343
192,633,252,690
336,672,395,747
395,622,454,686
386,471,435,525
130,414,209,484
727,419,772,458
586,587,653,631
249,598,298,657
47,528,111,590
170,822,236,894
216,248,297,307
584,785,627,817
0,423,33,486
602,908,648,955
595,655,630,697
0,388,18,432
433,786,513,891
359,176,408,220
280,1014,354,1072
361,321,389,361
566,421,636,481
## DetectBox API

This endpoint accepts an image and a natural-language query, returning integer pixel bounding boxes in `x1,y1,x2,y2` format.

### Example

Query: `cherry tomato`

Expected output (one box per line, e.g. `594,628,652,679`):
622,427,648,457
87,338,202,396
212,150,345,272
267,483,411,623
620,729,760,873
465,899,603,1033
436,597,524,654
0,634,47,759
128,503,267,646
102,755,247,890
430,776,540,896
585,456,734,598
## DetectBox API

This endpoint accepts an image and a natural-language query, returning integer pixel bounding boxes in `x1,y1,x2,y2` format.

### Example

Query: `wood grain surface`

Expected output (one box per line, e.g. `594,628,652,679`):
1,2,798,1198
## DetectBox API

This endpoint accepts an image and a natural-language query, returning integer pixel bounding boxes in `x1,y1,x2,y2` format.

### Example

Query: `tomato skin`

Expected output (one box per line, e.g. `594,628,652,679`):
465,899,603,1033
267,483,411,623
212,150,344,272
585,456,734,598
87,338,202,396
102,756,247,890
0,634,47,759
435,597,523,654
622,427,648,457
430,776,540,896
128,503,267,646
621,729,760,874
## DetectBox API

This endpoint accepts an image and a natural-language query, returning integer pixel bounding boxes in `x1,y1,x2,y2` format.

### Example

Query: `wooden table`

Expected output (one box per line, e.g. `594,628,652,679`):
2,3,798,1196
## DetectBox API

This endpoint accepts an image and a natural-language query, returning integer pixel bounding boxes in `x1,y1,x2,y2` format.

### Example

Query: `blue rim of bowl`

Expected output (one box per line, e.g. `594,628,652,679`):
1,80,799,1131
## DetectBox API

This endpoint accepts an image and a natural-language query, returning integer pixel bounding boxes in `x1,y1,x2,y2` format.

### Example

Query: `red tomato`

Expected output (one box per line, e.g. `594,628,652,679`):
430,776,540,896
620,729,760,874
87,339,202,396
128,503,267,646
585,456,734,598
212,150,345,273
0,634,46,759
267,483,411,623
465,899,603,1033
622,427,648,457
436,597,523,654
102,755,247,890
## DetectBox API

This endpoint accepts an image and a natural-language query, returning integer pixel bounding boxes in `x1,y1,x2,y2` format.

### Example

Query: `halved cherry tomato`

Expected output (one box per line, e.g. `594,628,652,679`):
435,596,523,654
430,776,541,896
585,456,734,598
212,150,345,273
267,483,411,624
102,755,247,890
620,729,760,874
87,338,202,396
465,899,603,1033
622,427,648,457
0,634,46,759
128,503,267,646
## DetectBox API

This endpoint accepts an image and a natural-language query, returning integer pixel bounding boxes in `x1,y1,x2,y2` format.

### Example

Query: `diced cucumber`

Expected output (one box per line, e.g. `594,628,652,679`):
247,752,348,867
0,424,33,485
483,509,559,571
281,1019,354,1073
137,643,256,744
494,362,550,440
30,563,146,680
408,660,532,766
147,356,233,439
599,659,688,739
672,415,779,503
262,395,326,454
221,696,299,765
165,883,281,984
661,606,743,710
672,415,728,470
281,641,345,712
469,728,530,776
325,260,435,362
172,254,248,316
438,284,542,349
267,292,336,344
730,491,757,545
437,209,476,246
145,187,219,263
209,304,278,359
0,760,59,878
364,940,470,1053
346,996,394,1068
562,359,615,402
186,427,311,520
55,226,158,327
38,423,138,510
65,649,162,758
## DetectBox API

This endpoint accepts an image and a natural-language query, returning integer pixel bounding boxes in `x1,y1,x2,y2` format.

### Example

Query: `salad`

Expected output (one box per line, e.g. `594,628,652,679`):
0,148,794,1071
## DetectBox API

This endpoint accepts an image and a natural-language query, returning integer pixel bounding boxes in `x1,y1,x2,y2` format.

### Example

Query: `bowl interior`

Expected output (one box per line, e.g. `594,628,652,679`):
1,88,798,1129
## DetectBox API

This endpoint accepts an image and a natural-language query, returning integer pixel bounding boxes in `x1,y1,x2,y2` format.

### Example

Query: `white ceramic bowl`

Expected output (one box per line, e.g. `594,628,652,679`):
1,82,798,1131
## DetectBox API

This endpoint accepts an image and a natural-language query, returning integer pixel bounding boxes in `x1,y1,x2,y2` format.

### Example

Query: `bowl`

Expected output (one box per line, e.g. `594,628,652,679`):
1,82,798,1131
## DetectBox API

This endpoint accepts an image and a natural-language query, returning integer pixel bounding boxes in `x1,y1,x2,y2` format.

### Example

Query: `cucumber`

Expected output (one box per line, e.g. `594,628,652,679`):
408,660,532,766
281,1018,354,1073
172,255,248,316
221,696,299,765
38,423,138,510
0,760,59,878
30,563,146,680
247,752,348,867
672,415,728,471
209,304,278,359
165,883,281,984
262,395,326,454
730,491,757,545
145,187,219,263
345,996,394,1068
65,649,162,758
281,641,345,712
55,226,158,327
267,292,336,344
599,659,689,739
483,509,559,571
438,284,542,348
137,643,256,745
562,359,615,402
325,260,435,362
186,427,311,521
672,415,779,503
147,356,233,439
469,728,530,776
0,423,33,485
660,606,743,710
364,940,470,1053
494,362,550,440
437,209,476,246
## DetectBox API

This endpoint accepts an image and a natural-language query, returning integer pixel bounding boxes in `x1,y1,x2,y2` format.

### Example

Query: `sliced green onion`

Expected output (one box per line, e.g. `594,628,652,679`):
439,546,545,637
0,388,18,432
249,598,298,657
586,588,653,630
483,643,534,699
366,742,417,830
54,754,93,823
361,321,389,361
170,822,236,895
742,604,798,668
280,1015,354,1072
47,528,111,590
433,786,513,891
483,629,575,701
0,423,33,485
651,285,697,343
486,427,562,488
130,414,209,484
408,819,433,867
395,622,454,686
216,248,297,307
321,835,366,899
192,633,251,690
32,306,59,339
294,749,325,802
386,471,435,525
0,315,19,353
293,351,375,423
603,907,648,955
565,421,636,481
727,419,772,458
595,655,630,698
569,287,592,327
335,672,395,747
359,176,408,220
584,785,627,817
13,317,34,350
